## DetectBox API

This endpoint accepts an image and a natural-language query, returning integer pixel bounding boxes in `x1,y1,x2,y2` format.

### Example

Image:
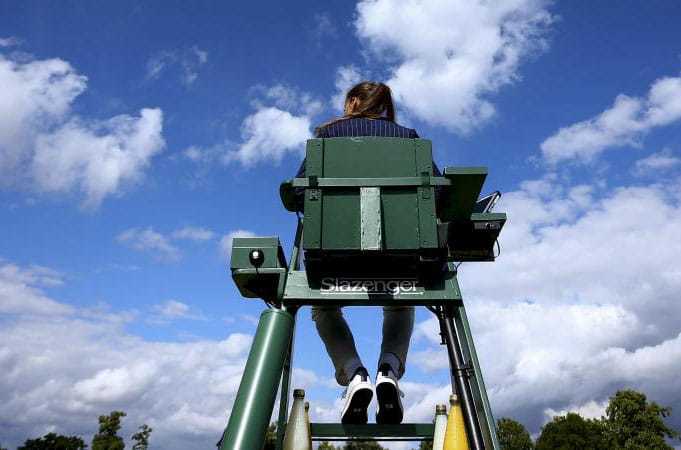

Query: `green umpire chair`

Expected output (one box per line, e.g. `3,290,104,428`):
220,137,506,450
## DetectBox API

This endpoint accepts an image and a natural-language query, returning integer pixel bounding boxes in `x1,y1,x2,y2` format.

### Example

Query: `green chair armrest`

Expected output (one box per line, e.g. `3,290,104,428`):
439,167,488,222
279,179,297,212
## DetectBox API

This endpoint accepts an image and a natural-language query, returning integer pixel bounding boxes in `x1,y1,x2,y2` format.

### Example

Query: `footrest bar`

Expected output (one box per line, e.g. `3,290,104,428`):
310,423,434,441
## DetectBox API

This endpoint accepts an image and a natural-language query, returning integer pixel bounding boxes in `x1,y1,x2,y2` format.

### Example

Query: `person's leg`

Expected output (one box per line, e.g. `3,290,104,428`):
311,306,365,386
375,305,414,424
311,305,373,424
378,305,415,378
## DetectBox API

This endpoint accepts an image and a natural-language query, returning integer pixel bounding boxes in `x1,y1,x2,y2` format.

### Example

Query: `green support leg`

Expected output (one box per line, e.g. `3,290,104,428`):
455,305,501,450
275,310,297,450
219,308,295,450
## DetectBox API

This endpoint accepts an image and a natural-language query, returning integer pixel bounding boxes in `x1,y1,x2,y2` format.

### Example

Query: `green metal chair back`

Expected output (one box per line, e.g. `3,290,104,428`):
294,138,443,278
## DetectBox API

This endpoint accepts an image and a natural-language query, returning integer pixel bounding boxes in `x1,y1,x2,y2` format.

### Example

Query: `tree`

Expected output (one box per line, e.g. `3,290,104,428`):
92,411,126,450
318,443,339,450
604,389,679,449
131,424,152,450
342,442,387,450
497,417,534,450
261,422,277,450
0,443,7,450
535,412,608,450
18,433,87,450
414,441,432,450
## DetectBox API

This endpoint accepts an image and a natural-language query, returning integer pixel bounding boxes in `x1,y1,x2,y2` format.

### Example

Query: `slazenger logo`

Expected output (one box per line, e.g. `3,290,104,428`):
320,278,421,295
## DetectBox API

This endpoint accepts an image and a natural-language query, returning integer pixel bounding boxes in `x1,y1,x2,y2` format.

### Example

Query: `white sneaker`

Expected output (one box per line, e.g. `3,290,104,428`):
375,364,404,424
341,368,374,424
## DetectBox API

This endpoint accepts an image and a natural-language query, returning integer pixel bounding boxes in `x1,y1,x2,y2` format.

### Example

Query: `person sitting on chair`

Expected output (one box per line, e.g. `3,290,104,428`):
295,81,441,425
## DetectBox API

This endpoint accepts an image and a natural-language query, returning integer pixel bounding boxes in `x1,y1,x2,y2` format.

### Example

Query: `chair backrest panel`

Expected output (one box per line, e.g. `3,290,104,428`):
321,189,360,249
321,138,422,177
303,138,439,263
381,188,420,249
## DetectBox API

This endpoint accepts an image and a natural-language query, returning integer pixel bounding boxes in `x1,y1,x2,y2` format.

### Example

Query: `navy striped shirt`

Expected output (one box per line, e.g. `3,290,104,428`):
316,117,419,139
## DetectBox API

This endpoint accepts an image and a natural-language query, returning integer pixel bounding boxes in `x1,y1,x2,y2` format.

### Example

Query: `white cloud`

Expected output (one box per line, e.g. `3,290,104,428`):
544,399,608,422
0,311,252,449
117,226,217,261
0,259,256,448
154,300,192,318
150,300,205,324
0,36,20,47
32,108,164,208
226,106,311,167
0,54,86,174
0,262,73,316
0,52,164,208
633,148,681,176
187,85,319,169
409,175,681,431
254,84,324,118
541,73,681,164
117,227,181,262
0,258,333,449
331,65,364,113
146,46,208,86
354,0,553,133
171,226,215,241
73,362,158,404
219,229,257,260
311,12,338,43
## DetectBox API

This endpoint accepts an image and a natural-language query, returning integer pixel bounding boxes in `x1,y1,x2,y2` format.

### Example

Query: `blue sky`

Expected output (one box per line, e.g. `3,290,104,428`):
2,1,681,448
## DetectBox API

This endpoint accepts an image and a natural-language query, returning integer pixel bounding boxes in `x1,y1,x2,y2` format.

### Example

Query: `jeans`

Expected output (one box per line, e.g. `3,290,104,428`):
311,305,415,386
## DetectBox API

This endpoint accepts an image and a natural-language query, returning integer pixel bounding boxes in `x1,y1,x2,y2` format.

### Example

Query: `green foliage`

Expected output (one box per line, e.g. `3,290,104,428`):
414,441,433,450
342,442,387,450
91,411,126,450
604,389,679,449
262,423,277,450
18,433,87,450
318,443,339,450
497,417,534,450
314,441,387,450
131,424,152,450
536,412,609,450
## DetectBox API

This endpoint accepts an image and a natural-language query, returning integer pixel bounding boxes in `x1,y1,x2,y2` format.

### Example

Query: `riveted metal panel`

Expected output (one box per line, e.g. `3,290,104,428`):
303,140,323,250
414,140,438,249
321,189,360,249
322,137,417,177
381,189,419,249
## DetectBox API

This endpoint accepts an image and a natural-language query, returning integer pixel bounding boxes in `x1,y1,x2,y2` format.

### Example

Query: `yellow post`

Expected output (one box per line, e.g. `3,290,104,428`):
444,394,470,450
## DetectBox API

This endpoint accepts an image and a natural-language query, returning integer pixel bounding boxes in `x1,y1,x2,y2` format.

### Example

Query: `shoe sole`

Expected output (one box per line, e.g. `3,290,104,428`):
376,381,403,424
341,387,373,424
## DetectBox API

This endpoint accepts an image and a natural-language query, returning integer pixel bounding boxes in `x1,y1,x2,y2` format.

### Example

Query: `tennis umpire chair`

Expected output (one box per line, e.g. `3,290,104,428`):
219,137,506,450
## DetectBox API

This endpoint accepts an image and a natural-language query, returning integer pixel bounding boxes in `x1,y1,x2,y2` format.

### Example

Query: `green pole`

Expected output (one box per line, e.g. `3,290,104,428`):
219,308,295,450
457,305,501,450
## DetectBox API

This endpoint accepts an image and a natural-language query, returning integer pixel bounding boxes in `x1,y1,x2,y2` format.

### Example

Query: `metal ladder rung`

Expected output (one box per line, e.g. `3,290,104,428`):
310,423,434,441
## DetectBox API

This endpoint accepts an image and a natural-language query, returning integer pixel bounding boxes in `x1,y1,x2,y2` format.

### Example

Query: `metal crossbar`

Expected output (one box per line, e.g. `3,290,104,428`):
292,176,452,188
309,423,434,441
